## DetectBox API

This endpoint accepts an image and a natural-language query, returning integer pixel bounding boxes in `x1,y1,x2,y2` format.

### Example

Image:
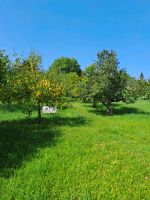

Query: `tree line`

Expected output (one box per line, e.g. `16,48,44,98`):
0,49,150,118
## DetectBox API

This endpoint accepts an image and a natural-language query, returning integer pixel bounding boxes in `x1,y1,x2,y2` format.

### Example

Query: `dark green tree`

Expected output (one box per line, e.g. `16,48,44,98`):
0,50,12,104
49,57,81,76
139,72,144,81
0,50,10,85
94,50,128,114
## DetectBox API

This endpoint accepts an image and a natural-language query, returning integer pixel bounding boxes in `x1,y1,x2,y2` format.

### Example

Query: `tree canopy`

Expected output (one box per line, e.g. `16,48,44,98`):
49,57,81,76
80,50,139,114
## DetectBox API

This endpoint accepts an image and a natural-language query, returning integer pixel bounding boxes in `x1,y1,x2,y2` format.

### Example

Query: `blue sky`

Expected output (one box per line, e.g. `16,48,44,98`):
0,0,150,78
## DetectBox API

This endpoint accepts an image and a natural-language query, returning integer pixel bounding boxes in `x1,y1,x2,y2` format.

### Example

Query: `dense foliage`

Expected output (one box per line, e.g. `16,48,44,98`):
48,56,81,76
0,49,150,117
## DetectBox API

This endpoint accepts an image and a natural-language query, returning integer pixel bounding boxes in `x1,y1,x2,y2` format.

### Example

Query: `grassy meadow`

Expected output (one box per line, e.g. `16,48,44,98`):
0,100,150,199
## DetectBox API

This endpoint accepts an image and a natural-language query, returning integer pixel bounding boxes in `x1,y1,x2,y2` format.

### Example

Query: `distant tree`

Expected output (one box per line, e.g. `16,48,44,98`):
47,69,81,108
137,72,147,97
144,80,150,100
122,77,139,104
80,64,98,106
49,57,81,76
79,75,91,103
84,64,96,77
139,72,144,80
0,50,10,85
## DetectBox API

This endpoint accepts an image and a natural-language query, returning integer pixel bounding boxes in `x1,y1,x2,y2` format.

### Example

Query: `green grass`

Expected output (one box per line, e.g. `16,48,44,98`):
0,100,150,199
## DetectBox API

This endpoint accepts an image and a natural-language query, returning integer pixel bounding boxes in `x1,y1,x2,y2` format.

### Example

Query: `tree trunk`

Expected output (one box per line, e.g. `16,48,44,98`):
8,103,12,112
106,105,113,115
37,103,41,119
82,97,86,103
92,97,97,108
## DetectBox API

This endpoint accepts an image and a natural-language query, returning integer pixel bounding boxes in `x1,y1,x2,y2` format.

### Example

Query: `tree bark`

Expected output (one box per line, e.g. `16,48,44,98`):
106,105,113,115
92,97,97,108
37,103,41,119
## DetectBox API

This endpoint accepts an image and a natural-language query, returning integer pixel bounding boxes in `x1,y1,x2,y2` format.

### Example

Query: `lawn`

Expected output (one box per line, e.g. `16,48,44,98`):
0,100,150,199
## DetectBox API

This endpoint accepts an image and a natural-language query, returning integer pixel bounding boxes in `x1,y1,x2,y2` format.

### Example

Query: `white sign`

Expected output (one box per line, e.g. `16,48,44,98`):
42,106,57,114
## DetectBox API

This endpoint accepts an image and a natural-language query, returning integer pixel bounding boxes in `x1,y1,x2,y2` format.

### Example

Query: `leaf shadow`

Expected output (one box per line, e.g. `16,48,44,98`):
0,115,87,179
0,103,37,112
83,103,150,116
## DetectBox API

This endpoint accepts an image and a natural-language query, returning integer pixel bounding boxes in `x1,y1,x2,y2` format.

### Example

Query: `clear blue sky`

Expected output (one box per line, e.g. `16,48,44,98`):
0,0,150,78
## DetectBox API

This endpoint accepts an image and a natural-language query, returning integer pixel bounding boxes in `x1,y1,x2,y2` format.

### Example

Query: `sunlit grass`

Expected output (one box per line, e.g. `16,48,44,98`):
0,100,150,199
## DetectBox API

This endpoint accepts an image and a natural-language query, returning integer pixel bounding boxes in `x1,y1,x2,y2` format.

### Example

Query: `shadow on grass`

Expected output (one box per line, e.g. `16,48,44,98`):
0,115,87,178
83,103,150,116
0,103,37,112
113,106,150,115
